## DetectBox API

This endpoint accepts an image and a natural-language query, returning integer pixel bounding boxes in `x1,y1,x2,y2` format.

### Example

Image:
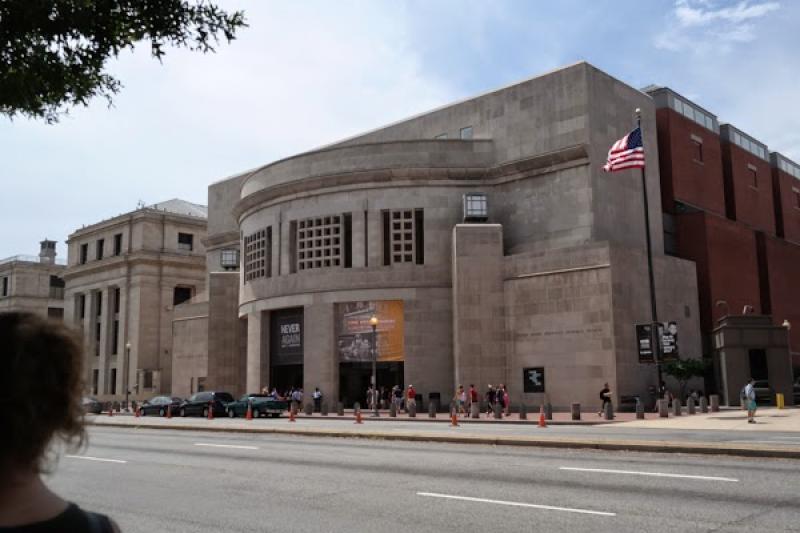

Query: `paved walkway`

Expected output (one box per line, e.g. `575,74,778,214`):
616,406,800,432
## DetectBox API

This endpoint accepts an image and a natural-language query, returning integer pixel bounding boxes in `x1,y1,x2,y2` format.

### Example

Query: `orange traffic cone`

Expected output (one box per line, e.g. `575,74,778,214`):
450,411,460,427
354,409,363,424
207,401,214,420
538,405,547,428
246,403,253,421
166,404,172,419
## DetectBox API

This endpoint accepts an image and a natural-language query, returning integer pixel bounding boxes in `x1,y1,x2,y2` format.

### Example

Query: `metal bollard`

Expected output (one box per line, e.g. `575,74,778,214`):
408,401,417,417
304,402,313,416
672,398,682,416
389,401,397,417
710,395,720,412
603,400,614,420
470,402,480,419
700,397,708,413
687,397,696,415
636,398,645,420
519,403,527,420
428,402,436,418
776,393,785,409
321,401,328,416
571,402,581,421
493,403,502,419
658,399,669,418
544,403,553,421
336,402,344,416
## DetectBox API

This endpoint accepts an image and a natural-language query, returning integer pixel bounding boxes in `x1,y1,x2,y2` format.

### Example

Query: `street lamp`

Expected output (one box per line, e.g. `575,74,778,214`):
124,342,131,412
369,315,378,417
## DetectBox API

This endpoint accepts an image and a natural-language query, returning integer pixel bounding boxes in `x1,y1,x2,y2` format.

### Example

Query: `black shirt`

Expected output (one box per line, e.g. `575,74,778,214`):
0,503,114,533
600,387,610,400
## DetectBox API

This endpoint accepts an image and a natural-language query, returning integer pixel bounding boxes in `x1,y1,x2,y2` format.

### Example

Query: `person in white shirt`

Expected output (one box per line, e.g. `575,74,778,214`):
744,379,757,423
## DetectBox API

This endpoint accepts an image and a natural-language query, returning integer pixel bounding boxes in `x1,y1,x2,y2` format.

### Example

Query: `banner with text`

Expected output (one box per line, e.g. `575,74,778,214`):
336,300,404,362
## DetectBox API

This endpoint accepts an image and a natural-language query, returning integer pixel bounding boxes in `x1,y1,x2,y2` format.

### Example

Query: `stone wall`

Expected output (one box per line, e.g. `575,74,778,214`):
171,301,209,398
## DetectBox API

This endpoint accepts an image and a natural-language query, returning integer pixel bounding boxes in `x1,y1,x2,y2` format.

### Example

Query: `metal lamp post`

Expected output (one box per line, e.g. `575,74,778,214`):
370,315,378,417
124,342,131,411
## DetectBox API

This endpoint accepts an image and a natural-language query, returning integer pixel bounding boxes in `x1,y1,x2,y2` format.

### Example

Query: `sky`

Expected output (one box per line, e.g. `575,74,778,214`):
1,0,797,259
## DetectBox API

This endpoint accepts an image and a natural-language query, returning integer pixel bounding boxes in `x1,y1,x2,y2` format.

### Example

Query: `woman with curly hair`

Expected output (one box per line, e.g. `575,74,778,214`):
0,312,119,532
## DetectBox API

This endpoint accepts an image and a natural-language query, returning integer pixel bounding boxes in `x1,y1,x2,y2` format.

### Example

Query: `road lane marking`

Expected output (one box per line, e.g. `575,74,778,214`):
65,455,127,464
416,492,616,517
559,467,738,482
194,443,259,450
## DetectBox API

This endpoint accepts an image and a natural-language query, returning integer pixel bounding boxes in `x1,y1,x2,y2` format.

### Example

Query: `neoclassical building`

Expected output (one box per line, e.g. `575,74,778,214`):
202,62,704,409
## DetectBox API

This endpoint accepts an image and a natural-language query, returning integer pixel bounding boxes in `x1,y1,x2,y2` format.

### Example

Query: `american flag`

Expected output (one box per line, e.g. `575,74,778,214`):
603,127,645,172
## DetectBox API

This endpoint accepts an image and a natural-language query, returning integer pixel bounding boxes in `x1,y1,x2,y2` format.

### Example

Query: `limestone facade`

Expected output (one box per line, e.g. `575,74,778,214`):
63,200,207,402
208,62,703,410
0,240,66,320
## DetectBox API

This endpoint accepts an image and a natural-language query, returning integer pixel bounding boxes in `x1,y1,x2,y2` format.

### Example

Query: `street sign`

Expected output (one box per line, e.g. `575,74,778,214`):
636,324,655,363
523,367,545,393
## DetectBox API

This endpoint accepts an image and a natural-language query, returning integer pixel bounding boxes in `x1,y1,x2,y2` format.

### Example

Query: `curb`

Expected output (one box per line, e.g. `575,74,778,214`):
87,420,800,460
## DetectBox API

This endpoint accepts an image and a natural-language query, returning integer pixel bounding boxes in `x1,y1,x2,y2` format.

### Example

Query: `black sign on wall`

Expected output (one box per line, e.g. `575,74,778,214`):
523,367,545,393
636,324,654,363
270,308,303,366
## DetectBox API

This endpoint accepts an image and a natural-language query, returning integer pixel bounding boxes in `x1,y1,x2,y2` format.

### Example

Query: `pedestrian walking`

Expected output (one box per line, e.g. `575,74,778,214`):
598,382,611,416
743,378,757,423
312,387,322,413
485,385,495,418
393,385,403,412
457,385,467,416
406,384,417,412
502,385,510,415
469,384,478,413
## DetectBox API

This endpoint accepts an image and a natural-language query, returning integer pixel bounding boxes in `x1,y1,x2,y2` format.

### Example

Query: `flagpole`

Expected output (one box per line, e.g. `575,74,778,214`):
636,108,663,391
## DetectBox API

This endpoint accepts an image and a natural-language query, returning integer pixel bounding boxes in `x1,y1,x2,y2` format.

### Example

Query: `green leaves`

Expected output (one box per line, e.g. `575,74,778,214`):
663,358,709,383
0,0,247,123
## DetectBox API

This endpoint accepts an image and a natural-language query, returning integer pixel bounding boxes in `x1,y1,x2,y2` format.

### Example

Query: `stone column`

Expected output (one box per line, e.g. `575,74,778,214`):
351,208,366,268
710,395,720,412
658,399,669,417
672,398,682,416
303,302,336,405
246,311,268,393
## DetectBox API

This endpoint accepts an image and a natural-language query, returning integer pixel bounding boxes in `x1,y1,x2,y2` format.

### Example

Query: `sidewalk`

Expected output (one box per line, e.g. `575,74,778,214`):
87,407,800,460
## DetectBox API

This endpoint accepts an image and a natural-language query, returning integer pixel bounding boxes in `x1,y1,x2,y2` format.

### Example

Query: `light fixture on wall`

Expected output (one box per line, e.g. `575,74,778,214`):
782,319,791,330
742,305,754,315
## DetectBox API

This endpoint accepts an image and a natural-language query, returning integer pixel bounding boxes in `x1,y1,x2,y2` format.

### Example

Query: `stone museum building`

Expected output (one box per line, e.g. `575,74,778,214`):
0,239,66,320
62,199,207,402
201,61,709,410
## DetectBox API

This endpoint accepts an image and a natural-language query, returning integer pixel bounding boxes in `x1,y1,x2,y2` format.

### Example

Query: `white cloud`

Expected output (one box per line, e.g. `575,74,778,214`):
655,0,780,52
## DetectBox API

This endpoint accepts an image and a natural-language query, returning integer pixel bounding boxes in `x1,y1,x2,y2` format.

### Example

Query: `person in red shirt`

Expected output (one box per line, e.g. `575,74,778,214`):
406,384,416,412
468,384,478,414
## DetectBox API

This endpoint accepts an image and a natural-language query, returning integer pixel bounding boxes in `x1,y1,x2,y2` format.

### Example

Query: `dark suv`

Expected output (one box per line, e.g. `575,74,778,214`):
140,396,183,417
179,391,234,417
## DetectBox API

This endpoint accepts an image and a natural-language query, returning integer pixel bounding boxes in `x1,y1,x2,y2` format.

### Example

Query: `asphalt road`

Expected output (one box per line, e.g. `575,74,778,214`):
48,426,800,533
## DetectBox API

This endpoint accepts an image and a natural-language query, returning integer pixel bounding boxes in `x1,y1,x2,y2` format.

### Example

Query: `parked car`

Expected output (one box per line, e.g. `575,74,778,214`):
179,391,234,417
82,397,103,415
140,396,183,417
226,393,289,418
752,380,775,405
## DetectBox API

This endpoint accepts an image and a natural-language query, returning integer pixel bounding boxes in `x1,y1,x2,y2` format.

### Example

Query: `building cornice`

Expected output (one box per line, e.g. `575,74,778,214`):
62,252,205,281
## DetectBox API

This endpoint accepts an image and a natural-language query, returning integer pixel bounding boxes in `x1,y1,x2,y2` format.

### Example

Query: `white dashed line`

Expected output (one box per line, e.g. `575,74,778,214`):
559,466,738,482
416,492,616,516
65,455,127,464
193,443,259,450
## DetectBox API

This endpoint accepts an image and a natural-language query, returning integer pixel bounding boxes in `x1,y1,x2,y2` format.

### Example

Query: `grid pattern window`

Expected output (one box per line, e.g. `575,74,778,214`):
464,193,488,220
460,126,473,140
244,228,271,281
729,130,767,160
297,216,342,270
779,158,800,180
670,96,715,132
386,209,422,264
221,249,240,270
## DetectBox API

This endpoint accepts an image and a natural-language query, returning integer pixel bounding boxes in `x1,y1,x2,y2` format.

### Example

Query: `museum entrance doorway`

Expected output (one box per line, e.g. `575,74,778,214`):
270,364,303,396
339,362,403,408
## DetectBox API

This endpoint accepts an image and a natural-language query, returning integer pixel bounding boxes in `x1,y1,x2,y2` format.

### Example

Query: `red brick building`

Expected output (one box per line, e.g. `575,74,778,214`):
647,86,799,375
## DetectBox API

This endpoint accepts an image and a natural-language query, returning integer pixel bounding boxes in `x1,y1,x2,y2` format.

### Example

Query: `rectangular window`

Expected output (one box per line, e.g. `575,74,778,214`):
113,233,123,256
173,287,193,306
95,322,101,356
383,209,421,265
344,213,352,268
178,232,194,251
78,294,86,319
459,126,473,140
243,227,271,281
92,369,99,395
80,244,88,264
47,307,64,321
111,320,119,355
748,165,758,188
794,188,800,209
110,368,117,395
113,287,121,314
220,249,240,270
414,209,424,265
435,133,448,140
364,211,369,267
690,135,703,162
96,239,104,260
1,276,7,297
295,216,342,271
95,292,102,317
143,371,153,389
